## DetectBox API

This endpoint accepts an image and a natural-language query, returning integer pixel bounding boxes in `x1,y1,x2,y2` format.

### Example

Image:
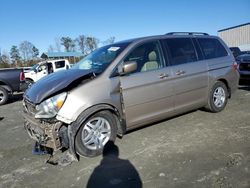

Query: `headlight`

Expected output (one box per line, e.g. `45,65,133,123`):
35,92,67,119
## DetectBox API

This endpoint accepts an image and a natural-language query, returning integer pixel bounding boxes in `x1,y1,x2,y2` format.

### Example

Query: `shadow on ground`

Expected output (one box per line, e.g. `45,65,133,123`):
0,117,4,121
238,86,250,91
86,141,142,188
7,93,23,104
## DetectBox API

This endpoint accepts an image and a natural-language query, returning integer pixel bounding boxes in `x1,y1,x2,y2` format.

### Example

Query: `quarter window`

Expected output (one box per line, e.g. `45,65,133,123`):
197,38,228,59
162,38,197,65
124,41,163,73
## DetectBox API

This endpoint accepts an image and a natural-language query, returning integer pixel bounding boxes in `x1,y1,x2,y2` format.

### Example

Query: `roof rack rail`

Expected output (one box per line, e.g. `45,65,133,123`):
166,32,209,36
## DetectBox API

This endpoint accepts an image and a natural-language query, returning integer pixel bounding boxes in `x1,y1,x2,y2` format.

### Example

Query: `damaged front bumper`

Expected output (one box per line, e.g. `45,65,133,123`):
22,98,79,163
23,113,66,151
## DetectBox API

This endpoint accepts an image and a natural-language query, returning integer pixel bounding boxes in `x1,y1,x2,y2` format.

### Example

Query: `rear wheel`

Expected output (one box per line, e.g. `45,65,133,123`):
75,111,117,157
206,81,228,112
0,86,9,105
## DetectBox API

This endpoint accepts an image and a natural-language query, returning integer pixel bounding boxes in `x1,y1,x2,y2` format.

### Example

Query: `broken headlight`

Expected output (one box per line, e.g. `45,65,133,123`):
35,92,67,119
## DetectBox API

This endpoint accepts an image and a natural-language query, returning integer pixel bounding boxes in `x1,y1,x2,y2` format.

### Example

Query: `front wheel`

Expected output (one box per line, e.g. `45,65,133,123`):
75,111,117,157
206,81,228,113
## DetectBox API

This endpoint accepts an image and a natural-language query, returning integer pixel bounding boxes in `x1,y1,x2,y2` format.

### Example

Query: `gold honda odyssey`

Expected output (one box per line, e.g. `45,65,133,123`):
23,32,239,161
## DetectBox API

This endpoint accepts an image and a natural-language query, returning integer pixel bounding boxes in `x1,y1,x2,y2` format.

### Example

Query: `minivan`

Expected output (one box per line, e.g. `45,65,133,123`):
23,32,239,161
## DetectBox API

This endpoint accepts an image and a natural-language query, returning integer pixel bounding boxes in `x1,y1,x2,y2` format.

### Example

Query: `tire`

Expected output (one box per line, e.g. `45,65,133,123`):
75,111,117,157
206,81,228,113
25,79,34,87
0,86,9,105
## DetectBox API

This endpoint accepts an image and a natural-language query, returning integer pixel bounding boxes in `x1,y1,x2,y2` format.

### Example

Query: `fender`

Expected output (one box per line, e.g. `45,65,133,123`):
67,104,126,160
0,82,12,93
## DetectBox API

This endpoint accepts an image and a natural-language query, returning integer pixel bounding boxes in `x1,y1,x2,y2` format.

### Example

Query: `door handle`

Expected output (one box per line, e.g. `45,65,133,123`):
175,70,186,76
158,73,169,79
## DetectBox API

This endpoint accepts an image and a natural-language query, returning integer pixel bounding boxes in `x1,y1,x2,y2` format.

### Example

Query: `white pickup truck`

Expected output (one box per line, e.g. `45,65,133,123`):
25,59,70,84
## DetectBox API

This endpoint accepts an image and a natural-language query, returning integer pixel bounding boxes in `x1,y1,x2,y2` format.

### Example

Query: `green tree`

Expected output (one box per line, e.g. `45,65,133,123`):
10,45,21,65
32,46,39,58
0,52,11,68
61,37,75,52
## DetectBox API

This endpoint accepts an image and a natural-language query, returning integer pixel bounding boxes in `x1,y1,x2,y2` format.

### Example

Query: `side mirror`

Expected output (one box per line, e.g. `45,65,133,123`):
118,61,137,75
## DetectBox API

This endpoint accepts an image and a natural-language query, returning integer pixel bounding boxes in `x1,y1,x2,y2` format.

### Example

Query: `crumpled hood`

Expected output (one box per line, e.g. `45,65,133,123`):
237,54,250,62
24,69,94,104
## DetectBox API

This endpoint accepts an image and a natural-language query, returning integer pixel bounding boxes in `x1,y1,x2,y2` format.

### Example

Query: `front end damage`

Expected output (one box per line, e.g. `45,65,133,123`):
21,69,97,164
23,98,78,165
24,114,67,151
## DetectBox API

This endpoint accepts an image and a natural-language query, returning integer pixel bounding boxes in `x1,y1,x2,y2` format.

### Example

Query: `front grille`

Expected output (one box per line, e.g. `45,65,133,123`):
239,62,250,71
23,99,37,115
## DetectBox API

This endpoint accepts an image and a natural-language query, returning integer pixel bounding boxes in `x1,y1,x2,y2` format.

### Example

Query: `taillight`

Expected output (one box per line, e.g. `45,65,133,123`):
232,62,238,70
20,71,25,81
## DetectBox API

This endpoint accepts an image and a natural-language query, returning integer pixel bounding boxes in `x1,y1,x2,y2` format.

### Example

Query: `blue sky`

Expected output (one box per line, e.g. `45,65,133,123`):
0,0,249,54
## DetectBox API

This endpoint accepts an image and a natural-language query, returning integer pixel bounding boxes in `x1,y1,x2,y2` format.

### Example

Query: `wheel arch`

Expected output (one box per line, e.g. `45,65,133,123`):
0,81,12,93
217,78,231,98
67,103,126,161
25,77,34,82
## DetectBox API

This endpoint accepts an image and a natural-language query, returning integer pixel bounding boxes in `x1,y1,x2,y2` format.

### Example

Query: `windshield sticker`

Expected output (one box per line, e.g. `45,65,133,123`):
108,47,120,51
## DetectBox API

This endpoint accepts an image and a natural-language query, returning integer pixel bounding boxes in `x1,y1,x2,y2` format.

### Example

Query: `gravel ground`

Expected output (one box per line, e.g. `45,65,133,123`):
0,87,249,188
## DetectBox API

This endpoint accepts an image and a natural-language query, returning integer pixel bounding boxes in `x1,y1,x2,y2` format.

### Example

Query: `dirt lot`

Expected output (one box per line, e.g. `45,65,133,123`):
0,87,250,188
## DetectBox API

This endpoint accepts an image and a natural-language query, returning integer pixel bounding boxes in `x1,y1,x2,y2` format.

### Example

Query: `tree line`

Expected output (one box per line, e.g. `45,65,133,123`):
0,35,115,68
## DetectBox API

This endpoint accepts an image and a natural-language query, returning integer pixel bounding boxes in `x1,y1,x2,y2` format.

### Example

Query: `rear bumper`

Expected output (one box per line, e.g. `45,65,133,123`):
19,81,28,91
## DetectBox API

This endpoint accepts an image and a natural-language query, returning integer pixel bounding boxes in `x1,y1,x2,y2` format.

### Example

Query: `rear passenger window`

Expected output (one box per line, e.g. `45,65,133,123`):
162,38,197,65
55,60,65,68
197,38,228,59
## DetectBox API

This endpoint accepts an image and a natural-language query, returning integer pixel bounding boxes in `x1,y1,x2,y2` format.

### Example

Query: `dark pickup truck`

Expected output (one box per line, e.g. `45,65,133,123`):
0,68,26,105
236,54,250,85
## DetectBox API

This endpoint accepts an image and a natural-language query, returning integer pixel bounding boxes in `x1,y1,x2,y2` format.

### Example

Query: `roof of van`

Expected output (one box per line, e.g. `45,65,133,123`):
113,32,215,45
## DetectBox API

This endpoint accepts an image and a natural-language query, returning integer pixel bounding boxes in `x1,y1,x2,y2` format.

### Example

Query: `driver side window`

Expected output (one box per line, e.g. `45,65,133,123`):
124,41,163,73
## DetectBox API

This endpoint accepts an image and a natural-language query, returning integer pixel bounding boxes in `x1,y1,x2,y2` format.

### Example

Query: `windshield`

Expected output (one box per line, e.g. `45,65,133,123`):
31,64,39,71
72,42,130,73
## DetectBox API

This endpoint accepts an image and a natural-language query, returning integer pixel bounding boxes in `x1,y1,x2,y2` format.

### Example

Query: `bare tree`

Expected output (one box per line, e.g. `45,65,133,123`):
55,38,61,52
48,45,54,52
103,36,115,45
70,40,76,52
19,41,34,61
86,36,99,54
76,35,86,54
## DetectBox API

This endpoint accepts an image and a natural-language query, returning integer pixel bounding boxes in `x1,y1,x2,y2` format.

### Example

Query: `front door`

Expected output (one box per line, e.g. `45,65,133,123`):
120,41,175,128
36,64,48,81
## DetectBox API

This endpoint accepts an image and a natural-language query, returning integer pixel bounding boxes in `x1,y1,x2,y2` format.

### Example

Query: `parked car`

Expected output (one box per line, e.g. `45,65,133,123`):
24,59,70,85
0,68,26,105
23,32,239,161
22,67,32,73
236,53,250,85
229,47,243,58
